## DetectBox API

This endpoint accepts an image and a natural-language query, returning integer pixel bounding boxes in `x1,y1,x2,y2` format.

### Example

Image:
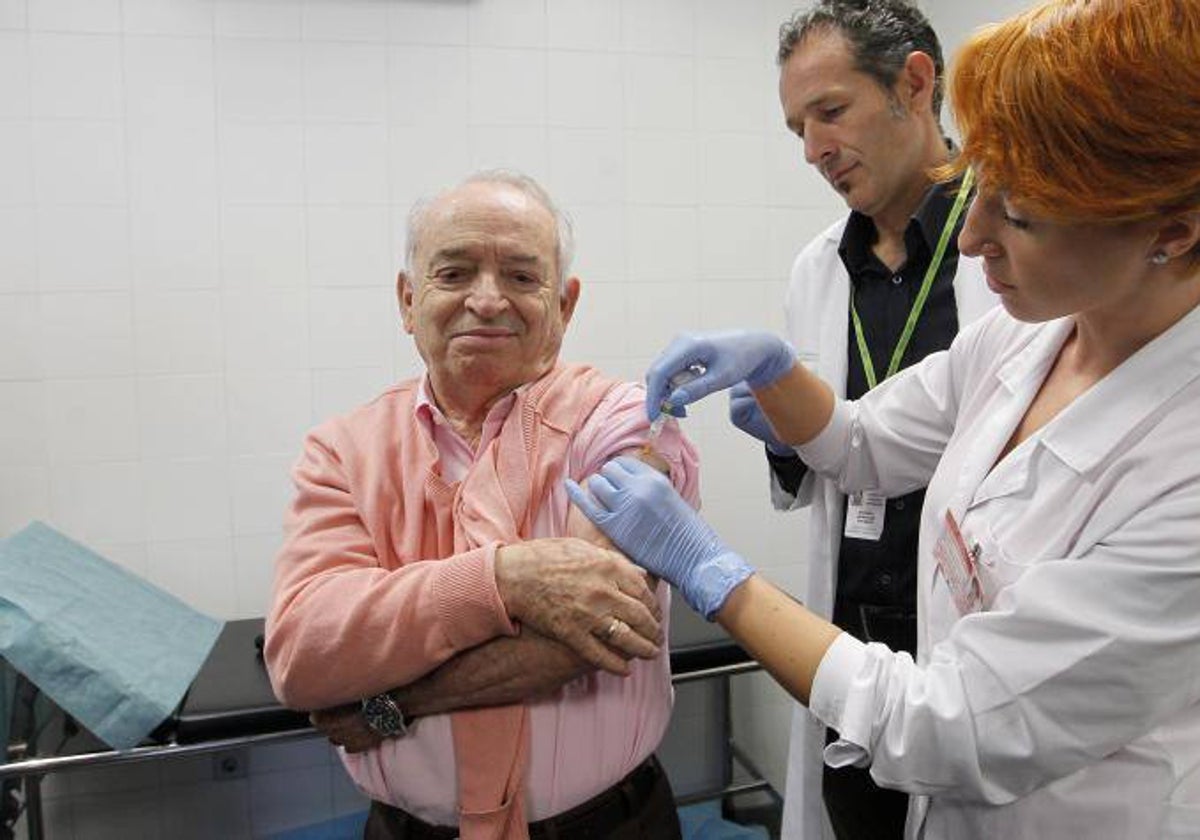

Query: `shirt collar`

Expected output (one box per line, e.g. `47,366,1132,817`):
910,172,965,255
413,374,522,449
837,169,966,279
1004,303,1200,474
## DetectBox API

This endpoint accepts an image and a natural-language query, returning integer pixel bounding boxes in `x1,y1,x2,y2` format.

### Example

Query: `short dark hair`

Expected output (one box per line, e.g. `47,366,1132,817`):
777,0,944,117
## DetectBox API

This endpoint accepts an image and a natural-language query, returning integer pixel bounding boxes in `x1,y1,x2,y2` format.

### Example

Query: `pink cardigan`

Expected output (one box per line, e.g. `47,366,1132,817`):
266,364,685,838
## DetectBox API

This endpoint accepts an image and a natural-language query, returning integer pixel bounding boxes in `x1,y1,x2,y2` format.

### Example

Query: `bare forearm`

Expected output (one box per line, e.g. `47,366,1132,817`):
392,630,592,716
753,362,836,448
715,574,842,705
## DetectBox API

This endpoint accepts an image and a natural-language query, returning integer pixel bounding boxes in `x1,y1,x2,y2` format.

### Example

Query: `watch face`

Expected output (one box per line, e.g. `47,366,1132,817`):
362,694,405,737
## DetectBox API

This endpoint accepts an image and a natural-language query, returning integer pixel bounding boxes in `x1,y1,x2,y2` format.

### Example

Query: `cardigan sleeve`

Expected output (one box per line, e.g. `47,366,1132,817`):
264,423,517,711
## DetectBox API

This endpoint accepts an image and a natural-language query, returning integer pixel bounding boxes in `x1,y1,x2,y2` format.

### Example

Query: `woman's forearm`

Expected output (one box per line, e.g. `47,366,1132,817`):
716,574,842,705
753,362,836,448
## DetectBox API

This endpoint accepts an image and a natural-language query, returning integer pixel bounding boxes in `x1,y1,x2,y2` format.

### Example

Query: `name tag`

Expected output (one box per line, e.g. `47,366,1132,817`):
932,509,983,615
844,490,887,541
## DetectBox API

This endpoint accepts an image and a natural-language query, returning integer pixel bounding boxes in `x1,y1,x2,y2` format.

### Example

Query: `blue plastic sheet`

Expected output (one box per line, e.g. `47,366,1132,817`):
0,522,223,750
679,800,771,840
262,811,369,840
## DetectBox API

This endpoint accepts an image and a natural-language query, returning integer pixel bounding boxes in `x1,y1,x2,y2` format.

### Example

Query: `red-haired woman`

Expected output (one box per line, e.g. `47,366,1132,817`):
569,0,1200,835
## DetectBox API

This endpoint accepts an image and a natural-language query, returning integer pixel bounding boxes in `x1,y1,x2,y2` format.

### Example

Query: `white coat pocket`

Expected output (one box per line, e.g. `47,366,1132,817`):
972,521,1034,610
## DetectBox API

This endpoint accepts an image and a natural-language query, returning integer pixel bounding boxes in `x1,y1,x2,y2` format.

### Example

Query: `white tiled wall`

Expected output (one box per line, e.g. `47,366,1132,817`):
1,0,848,835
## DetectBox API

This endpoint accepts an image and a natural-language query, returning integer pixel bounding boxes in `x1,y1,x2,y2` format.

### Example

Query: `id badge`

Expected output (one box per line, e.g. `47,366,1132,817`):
844,490,887,541
932,509,983,615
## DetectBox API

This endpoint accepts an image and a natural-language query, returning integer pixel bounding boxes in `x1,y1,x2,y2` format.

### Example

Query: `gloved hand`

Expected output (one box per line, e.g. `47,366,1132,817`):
645,331,796,421
729,382,792,456
565,457,754,620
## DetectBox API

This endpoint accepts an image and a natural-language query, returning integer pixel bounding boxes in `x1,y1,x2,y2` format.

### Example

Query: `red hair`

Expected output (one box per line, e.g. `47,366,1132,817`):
945,0,1200,223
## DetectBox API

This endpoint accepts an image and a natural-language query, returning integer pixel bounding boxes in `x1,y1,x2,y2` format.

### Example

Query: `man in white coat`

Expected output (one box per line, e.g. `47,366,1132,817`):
727,2,993,837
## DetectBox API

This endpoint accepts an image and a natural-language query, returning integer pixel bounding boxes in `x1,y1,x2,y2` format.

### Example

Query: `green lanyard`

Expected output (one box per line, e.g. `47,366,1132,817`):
850,167,975,388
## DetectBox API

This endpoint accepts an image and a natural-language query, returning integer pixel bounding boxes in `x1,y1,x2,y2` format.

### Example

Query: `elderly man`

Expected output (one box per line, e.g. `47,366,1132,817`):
264,170,697,840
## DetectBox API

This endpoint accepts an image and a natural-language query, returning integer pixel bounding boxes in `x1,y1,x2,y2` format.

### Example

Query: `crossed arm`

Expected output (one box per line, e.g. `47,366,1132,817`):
311,625,595,752
310,451,672,753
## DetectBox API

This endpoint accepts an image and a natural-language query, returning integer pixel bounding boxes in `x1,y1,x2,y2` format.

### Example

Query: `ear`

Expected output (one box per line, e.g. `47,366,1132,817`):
900,50,937,116
397,270,416,335
559,276,581,327
1150,211,1200,262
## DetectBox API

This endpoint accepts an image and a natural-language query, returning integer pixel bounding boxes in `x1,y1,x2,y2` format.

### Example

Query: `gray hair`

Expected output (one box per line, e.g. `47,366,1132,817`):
404,169,576,297
777,0,945,119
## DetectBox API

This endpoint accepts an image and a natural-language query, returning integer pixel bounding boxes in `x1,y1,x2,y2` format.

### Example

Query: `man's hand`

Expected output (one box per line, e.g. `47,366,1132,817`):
494,537,662,676
309,704,383,754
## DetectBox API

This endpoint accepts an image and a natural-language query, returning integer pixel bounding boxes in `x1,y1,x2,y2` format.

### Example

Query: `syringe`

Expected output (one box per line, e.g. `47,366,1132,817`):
643,362,707,453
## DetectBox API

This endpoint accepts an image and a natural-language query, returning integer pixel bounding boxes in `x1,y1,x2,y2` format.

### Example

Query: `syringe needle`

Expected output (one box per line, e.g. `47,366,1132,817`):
643,414,669,449
641,361,707,455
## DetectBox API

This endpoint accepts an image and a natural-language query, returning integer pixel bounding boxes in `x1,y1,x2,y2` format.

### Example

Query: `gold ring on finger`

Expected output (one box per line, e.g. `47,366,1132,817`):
602,617,622,641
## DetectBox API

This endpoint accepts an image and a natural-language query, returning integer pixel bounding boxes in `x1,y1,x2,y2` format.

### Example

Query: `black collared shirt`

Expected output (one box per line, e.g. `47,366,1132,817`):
769,178,967,633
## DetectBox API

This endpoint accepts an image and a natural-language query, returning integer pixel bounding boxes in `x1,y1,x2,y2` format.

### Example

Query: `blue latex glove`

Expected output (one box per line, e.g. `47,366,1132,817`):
728,382,793,456
565,457,754,620
645,331,796,421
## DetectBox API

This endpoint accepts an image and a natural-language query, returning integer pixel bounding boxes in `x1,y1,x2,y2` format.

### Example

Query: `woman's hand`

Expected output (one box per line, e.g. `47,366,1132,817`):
729,382,793,454
566,457,754,619
645,330,797,420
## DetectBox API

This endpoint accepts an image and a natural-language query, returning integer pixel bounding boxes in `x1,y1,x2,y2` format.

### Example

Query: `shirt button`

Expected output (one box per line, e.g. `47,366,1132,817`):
877,572,893,590
893,498,906,511
891,275,903,286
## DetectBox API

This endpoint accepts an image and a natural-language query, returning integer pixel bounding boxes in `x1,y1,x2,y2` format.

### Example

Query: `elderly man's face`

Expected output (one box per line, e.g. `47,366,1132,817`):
399,182,579,402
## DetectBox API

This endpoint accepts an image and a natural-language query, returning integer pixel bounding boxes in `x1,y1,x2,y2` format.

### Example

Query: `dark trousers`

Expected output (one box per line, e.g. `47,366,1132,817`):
823,602,915,840
364,755,681,840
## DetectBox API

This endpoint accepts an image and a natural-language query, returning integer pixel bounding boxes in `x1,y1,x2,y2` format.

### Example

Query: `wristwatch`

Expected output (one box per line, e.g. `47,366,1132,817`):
360,692,412,738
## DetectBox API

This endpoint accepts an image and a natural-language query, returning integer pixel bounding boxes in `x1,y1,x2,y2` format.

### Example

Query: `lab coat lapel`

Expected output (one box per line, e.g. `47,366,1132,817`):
820,266,850,392
790,219,850,394
1038,302,1200,475
953,318,1074,514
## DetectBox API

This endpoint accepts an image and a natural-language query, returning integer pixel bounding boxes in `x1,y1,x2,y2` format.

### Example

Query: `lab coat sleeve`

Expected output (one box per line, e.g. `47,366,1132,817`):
810,474,1200,804
768,471,804,510
796,341,967,499
776,220,847,513
766,451,813,511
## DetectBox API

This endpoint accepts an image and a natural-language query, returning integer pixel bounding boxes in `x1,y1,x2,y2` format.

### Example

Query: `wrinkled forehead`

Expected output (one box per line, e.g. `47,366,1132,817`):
785,30,868,89
417,183,557,268
780,30,880,125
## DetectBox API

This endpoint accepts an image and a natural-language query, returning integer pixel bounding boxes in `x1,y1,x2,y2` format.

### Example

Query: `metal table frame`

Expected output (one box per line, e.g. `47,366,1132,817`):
3,638,778,838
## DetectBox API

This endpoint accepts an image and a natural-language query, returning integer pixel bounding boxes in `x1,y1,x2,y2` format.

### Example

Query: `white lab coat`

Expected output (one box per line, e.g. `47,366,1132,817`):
800,302,1200,837
777,217,995,840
